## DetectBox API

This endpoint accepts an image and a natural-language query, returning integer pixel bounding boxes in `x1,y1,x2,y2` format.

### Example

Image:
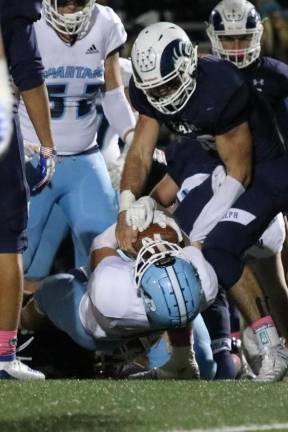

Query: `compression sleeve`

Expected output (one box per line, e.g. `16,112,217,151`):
189,175,245,242
102,85,136,141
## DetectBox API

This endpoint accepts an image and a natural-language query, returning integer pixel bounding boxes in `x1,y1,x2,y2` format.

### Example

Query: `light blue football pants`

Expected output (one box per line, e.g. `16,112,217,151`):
24,150,118,276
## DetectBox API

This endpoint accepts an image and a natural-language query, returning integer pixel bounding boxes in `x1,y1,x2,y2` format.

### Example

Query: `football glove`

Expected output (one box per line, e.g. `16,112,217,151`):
152,210,183,242
30,146,57,193
126,196,157,232
24,143,40,163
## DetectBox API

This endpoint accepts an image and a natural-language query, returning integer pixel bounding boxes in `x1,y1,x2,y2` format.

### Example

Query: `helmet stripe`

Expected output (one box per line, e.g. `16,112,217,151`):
165,266,188,326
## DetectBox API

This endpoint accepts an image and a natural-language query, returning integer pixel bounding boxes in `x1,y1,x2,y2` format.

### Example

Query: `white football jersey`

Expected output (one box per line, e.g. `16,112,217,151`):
79,246,218,340
18,4,127,155
79,256,150,340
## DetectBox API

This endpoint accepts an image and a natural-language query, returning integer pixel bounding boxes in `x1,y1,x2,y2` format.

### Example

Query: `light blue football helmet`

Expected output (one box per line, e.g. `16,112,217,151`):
135,238,203,329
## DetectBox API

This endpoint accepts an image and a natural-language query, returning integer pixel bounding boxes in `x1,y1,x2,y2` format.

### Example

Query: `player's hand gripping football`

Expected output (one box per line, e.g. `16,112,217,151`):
126,196,156,232
116,211,138,255
152,210,183,242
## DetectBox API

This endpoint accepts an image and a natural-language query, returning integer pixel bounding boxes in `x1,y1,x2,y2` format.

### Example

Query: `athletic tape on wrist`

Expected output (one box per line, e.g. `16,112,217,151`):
119,190,136,213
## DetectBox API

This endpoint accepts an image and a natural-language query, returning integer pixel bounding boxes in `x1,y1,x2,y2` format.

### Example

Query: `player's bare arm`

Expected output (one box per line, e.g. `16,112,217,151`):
21,84,54,152
116,114,160,253
215,121,252,188
150,174,179,208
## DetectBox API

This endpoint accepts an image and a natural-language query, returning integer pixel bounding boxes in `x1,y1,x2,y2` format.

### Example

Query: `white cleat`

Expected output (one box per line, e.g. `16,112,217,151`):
254,344,288,382
0,359,45,380
242,326,262,375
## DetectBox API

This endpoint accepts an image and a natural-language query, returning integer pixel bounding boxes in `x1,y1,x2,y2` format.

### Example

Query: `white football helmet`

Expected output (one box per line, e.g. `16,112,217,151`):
131,22,198,115
43,0,95,37
207,0,263,68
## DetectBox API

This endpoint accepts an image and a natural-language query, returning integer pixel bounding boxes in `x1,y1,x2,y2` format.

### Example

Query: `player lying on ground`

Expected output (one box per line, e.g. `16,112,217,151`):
21,215,219,379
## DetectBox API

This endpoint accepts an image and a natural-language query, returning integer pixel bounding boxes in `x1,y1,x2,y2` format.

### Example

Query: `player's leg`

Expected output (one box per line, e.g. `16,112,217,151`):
0,124,44,379
22,273,100,351
24,204,70,291
59,150,118,264
250,253,288,339
129,325,200,380
203,158,288,381
23,157,59,274
202,289,237,379
192,314,217,380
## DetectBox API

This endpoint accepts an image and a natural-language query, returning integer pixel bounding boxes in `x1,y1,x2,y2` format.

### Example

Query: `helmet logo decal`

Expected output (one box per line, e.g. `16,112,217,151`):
135,46,157,73
172,41,192,65
224,8,243,21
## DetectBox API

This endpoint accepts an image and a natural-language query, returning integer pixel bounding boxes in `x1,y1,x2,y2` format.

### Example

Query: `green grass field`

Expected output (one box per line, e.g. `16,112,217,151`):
1,380,288,432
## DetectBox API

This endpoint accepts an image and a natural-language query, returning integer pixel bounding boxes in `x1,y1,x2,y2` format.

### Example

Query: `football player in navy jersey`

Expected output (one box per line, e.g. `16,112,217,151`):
0,0,56,380
115,21,288,380
207,0,288,148
167,0,288,378
205,0,288,370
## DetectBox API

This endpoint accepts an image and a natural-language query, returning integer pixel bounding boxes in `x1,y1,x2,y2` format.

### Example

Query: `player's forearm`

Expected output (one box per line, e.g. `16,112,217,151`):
21,83,55,150
120,116,158,194
189,174,245,242
216,122,252,188
120,145,152,198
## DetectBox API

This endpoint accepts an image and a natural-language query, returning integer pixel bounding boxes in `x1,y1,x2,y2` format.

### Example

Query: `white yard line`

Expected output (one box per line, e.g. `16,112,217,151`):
170,423,288,432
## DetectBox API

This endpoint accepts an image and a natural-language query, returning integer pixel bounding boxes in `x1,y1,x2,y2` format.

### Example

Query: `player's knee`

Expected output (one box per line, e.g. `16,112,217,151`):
34,274,73,316
203,245,244,291
246,213,286,259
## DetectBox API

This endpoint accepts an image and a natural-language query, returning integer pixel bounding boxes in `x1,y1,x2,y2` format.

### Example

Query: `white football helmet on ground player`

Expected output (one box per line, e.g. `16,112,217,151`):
43,0,95,37
131,22,198,115
135,238,203,329
207,0,263,68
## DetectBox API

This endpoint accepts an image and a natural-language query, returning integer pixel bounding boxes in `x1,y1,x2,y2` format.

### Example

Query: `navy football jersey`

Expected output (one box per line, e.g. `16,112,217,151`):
130,56,282,163
165,136,221,188
243,56,288,149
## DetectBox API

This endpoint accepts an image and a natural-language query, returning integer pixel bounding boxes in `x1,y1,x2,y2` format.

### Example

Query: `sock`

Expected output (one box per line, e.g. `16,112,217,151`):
0,330,17,362
231,331,241,341
251,316,280,351
214,350,237,379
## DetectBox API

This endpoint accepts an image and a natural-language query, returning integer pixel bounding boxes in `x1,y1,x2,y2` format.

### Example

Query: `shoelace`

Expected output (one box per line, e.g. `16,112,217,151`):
16,336,34,362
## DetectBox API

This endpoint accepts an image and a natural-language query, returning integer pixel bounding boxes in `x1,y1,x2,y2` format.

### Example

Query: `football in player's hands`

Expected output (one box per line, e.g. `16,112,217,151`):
132,223,179,253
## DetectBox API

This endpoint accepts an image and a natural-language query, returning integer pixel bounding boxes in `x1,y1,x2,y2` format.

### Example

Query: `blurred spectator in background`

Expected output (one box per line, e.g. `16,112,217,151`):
256,0,288,61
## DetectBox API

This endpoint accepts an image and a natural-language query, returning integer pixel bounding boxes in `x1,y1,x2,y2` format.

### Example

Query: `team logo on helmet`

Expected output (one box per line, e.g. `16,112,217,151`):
135,46,157,73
